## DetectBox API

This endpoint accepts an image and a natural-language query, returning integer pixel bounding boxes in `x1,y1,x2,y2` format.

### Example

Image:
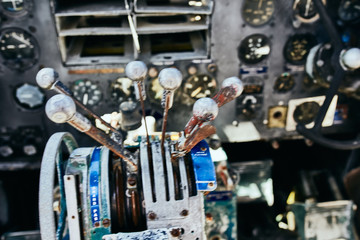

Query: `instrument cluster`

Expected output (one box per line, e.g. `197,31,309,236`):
0,0,359,165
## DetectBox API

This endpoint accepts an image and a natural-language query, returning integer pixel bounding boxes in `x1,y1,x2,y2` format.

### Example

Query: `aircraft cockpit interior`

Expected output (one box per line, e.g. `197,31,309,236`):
0,0,360,239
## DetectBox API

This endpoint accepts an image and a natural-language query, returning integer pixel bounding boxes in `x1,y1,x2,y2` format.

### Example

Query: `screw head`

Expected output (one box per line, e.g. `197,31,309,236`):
180,209,189,216
148,211,157,220
170,228,181,237
102,218,111,228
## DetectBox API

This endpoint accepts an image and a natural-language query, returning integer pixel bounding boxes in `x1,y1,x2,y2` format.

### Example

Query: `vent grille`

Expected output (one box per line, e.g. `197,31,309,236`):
52,0,213,65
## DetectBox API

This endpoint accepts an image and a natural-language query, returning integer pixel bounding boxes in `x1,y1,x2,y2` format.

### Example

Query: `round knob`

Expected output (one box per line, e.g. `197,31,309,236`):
222,77,244,98
193,97,219,122
341,48,360,70
45,94,76,123
36,68,58,89
125,61,148,82
158,68,183,91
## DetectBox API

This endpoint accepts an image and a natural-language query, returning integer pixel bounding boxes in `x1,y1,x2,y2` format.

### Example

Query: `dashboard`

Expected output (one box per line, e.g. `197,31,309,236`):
0,0,360,238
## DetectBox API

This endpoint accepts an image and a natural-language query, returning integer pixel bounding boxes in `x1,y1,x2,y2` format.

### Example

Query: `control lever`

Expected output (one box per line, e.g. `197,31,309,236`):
36,68,123,141
173,97,219,158
158,68,182,151
45,94,137,172
184,77,244,135
125,61,149,142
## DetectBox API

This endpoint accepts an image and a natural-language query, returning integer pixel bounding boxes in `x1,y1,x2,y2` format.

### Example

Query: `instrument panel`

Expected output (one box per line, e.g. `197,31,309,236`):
0,0,359,162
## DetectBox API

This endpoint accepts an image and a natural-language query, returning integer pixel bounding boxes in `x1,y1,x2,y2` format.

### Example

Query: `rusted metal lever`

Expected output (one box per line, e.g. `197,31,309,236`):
125,61,150,144
173,125,217,159
158,68,182,152
184,77,243,135
173,97,219,158
45,94,137,172
36,68,123,140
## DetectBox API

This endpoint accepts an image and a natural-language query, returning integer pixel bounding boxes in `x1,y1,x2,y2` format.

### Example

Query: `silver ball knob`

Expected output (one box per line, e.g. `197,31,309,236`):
158,68,183,91
193,97,219,122
36,68,58,89
341,48,360,70
125,61,148,82
222,77,244,97
45,94,76,123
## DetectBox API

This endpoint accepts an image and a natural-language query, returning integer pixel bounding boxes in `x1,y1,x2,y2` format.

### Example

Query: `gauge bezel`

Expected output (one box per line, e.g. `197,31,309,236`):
283,33,317,65
292,0,327,23
13,83,45,110
110,77,136,104
338,0,360,22
71,79,103,107
0,0,33,18
0,27,40,71
238,33,271,65
241,0,275,27
183,73,218,102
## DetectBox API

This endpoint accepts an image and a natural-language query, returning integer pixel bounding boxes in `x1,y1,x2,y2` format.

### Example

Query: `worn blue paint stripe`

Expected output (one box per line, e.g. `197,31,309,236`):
89,147,101,226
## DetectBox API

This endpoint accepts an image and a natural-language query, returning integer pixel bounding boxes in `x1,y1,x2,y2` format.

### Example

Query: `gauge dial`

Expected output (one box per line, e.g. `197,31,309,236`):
284,34,317,65
338,0,360,22
238,34,271,65
293,101,320,125
0,28,39,71
72,79,102,106
242,0,275,27
14,83,45,109
110,77,136,104
293,0,326,23
0,0,33,17
274,73,295,92
184,74,217,100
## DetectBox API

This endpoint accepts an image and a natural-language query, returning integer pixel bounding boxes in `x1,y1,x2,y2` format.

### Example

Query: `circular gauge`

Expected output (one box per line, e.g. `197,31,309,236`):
242,0,275,27
72,79,102,106
0,0,33,17
147,77,163,105
110,77,136,104
274,73,295,92
338,0,360,22
284,34,317,65
0,28,39,71
293,101,320,125
14,83,45,109
239,34,271,65
184,74,217,100
293,0,326,23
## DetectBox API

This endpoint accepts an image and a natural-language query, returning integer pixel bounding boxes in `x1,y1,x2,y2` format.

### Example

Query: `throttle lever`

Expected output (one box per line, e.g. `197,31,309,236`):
36,68,123,141
174,98,218,158
158,68,182,151
184,77,243,135
45,94,138,172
